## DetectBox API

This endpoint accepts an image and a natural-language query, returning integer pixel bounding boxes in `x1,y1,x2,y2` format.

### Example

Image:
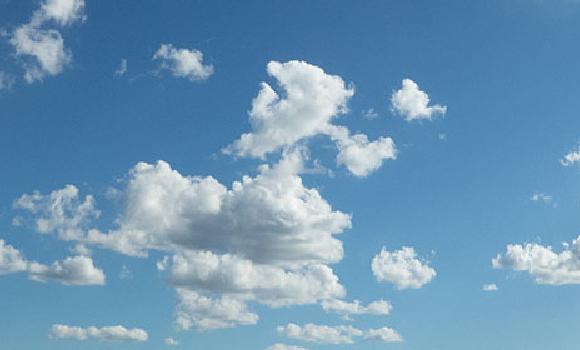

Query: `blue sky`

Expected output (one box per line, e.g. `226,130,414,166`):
2,0,580,349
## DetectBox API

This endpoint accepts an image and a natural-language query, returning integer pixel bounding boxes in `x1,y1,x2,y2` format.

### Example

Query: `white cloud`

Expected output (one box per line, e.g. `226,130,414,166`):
530,192,555,207
331,126,396,177
277,323,402,344
0,239,28,275
561,145,580,166
170,250,344,307
224,60,396,177
27,255,105,286
277,323,363,344
492,236,580,285
153,44,213,81
372,247,436,290
482,283,498,292
115,58,127,76
164,337,179,346
362,108,378,119
50,324,148,342
363,327,403,343
10,0,85,82
0,239,104,285
391,79,446,121
175,289,258,331
14,184,100,241
321,299,392,319
266,344,308,350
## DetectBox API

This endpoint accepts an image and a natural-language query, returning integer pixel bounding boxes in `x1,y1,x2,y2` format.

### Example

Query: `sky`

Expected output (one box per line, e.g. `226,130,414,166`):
2,0,580,349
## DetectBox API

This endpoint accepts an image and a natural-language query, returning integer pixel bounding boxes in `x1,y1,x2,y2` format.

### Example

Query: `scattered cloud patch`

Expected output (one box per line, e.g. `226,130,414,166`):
493,236,580,285
277,323,402,344
482,283,498,292
266,344,308,350
50,324,148,342
115,58,127,76
10,0,85,82
153,44,213,81
0,72,15,90
391,79,446,121
561,145,580,166
164,337,179,346
362,108,378,119
363,327,403,343
530,192,556,207
372,246,436,290
321,299,392,320
224,60,396,177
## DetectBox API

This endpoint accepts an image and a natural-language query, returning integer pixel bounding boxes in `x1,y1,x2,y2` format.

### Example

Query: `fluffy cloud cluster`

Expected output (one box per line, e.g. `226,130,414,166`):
266,344,308,350
482,283,498,292
225,60,396,177
50,324,148,342
277,323,402,344
321,298,392,319
391,79,446,121
561,145,580,166
0,239,104,285
175,289,258,331
492,236,580,285
153,44,214,81
13,184,100,241
10,0,85,82
372,247,436,290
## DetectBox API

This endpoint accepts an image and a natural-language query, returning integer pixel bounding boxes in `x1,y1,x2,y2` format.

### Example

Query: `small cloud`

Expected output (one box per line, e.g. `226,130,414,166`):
391,79,446,121
438,133,447,141
482,283,498,292
561,145,580,166
153,44,213,81
119,264,132,280
165,337,178,346
530,192,556,207
115,58,127,76
362,108,378,119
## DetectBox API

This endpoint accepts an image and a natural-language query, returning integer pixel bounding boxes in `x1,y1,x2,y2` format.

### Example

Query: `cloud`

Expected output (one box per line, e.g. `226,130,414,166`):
277,323,363,344
175,289,258,331
13,184,100,241
224,60,396,177
27,255,105,285
321,299,392,319
164,337,179,346
363,327,403,343
277,323,403,344
266,344,308,350
492,236,580,285
170,250,345,307
561,145,580,166
362,108,378,119
372,247,436,290
0,239,104,285
50,324,148,342
153,44,213,81
115,58,127,76
10,0,85,82
482,283,498,292
391,79,446,121
331,126,396,177
0,239,28,275
530,192,555,207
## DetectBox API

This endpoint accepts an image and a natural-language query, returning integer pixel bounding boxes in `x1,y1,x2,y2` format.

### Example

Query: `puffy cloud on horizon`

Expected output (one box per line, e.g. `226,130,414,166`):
372,247,436,290
13,184,100,241
266,344,308,350
224,60,396,177
50,324,148,342
277,323,402,344
0,239,104,285
492,236,580,285
153,44,213,81
10,0,85,82
175,289,258,331
321,298,392,319
391,79,446,121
